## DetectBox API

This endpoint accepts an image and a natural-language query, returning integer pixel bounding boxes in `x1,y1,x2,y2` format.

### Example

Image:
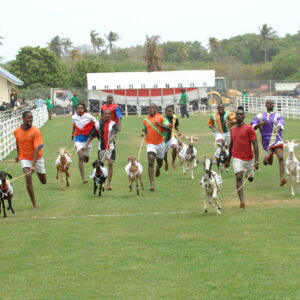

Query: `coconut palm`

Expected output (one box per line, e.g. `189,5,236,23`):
61,38,73,56
105,31,120,54
95,37,105,53
144,35,163,72
259,24,277,62
47,35,64,58
70,49,82,62
0,35,3,46
208,37,220,62
90,30,99,53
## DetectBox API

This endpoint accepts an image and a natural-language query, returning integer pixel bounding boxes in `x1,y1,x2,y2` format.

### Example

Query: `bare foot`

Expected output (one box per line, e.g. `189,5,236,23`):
82,180,88,184
106,186,112,191
240,202,245,209
164,164,168,171
32,206,38,210
172,164,177,170
150,187,155,191
280,178,287,187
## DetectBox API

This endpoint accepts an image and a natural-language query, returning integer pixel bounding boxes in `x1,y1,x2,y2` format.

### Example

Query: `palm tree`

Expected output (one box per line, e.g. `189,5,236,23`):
61,38,73,56
95,37,105,53
105,31,120,54
70,49,82,62
90,30,99,53
259,24,277,62
144,35,163,72
208,37,220,62
0,35,3,46
47,35,64,58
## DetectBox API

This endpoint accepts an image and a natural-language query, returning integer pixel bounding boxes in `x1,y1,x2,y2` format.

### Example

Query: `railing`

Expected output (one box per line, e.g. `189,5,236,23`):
232,96,300,119
0,106,48,160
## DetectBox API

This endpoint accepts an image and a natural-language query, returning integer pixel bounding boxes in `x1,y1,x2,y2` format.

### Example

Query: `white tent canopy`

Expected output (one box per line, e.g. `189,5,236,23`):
87,70,215,90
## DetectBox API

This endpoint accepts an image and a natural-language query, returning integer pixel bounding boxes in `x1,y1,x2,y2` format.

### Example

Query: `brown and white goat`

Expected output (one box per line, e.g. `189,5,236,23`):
200,158,222,214
55,148,72,190
0,171,15,218
284,140,300,196
125,155,144,196
178,136,198,179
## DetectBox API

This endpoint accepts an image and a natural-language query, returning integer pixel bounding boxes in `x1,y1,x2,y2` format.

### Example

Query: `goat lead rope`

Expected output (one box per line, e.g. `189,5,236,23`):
213,168,255,196
10,171,33,183
137,137,145,162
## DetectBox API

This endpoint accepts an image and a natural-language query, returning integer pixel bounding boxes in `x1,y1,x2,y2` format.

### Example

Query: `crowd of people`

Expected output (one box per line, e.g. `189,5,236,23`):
12,95,287,211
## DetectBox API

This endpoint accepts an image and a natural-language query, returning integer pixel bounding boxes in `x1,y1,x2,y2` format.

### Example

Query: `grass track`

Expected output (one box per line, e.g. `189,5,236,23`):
0,114,300,299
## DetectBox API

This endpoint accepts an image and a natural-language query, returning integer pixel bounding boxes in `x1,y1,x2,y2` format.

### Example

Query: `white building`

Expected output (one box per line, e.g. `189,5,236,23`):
0,66,23,103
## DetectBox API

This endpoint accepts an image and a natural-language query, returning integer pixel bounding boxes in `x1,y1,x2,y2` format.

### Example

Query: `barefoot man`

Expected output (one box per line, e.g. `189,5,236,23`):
250,100,287,186
163,105,181,171
142,104,171,191
85,109,118,190
225,106,259,209
14,111,47,209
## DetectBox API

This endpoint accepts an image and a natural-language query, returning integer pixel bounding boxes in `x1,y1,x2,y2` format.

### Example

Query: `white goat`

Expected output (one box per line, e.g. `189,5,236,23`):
179,136,198,179
200,158,222,214
285,140,300,196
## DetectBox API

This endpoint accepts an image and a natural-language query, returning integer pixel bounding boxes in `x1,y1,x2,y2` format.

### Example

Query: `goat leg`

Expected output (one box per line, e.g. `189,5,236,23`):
66,172,70,187
93,181,97,195
7,194,15,214
99,184,102,197
1,198,6,218
140,176,144,190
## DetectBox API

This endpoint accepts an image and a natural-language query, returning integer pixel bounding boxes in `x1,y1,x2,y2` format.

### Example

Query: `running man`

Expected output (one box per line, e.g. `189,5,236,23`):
164,105,181,171
71,93,80,115
14,111,47,209
208,103,236,146
142,103,171,191
71,103,97,183
85,110,118,190
250,99,287,186
101,95,122,131
225,106,259,209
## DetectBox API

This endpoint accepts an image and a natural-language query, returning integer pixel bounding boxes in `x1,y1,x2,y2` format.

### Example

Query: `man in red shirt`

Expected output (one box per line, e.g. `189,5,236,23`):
142,104,171,191
101,95,122,131
225,106,259,208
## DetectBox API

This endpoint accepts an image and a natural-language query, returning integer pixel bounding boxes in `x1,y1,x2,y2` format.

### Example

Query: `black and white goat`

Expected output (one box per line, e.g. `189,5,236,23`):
0,171,15,218
90,160,108,196
215,141,229,173
284,140,300,196
179,136,198,179
200,158,222,214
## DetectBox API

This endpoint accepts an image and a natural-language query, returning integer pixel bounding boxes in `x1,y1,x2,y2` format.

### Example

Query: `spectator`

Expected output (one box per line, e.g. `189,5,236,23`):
0,102,7,111
34,96,44,109
242,89,249,112
179,89,189,118
71,93,80,115
45,95,54,120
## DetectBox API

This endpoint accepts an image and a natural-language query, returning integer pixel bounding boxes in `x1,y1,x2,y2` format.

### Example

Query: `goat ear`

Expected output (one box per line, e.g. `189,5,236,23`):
128,156,131,162
185,136,190,139
194,137,199,141
7,173,12,179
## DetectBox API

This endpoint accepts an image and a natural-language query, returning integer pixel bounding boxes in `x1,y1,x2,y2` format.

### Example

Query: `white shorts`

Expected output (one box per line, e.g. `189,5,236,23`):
165,137,178,153
146,142,166,159
98,149,116,162
75,142,92,157
215,132,231,146
20,158,46,174
232,158,254,177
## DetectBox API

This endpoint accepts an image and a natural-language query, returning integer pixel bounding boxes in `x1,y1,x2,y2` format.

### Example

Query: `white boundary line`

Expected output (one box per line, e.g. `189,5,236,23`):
1,205,300,222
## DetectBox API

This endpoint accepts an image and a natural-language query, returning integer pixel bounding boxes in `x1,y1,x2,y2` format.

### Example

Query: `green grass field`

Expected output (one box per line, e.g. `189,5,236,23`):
0,114,300,300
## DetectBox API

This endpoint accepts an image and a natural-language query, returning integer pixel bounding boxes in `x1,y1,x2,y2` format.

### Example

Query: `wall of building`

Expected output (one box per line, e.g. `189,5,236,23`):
0,76,16,103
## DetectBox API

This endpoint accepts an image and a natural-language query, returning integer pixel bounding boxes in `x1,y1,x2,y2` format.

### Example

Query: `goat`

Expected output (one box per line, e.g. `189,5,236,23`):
55,148,72,190
215,141,229,173
200,158,222,214
0,171,15,218
178,136,198,179
90,160,108,196
125,155,144,196
284,140,300,196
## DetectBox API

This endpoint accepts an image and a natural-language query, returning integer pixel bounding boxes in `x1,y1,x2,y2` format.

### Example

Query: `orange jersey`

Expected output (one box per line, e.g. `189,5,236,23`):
14,126,43,160
143,113,169,145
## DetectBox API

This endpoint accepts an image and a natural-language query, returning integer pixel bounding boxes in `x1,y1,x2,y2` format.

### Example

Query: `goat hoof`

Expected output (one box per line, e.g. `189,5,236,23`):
11,209,15,214
204,209,208,213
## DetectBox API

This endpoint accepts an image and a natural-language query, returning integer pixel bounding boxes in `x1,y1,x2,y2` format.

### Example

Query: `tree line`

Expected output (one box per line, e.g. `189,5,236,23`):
1,24,300,89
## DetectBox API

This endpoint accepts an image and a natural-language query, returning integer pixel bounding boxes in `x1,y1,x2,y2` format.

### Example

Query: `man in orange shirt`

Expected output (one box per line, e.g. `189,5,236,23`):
14,111,47,209
142,104,171,191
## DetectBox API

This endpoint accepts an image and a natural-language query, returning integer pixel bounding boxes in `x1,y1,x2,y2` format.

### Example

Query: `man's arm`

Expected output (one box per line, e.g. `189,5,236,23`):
252,140,259,170
208,117,216,132
115,106,122,131
15,142,19,162
71,124,75,141
225,140,233,167
84,127,98,150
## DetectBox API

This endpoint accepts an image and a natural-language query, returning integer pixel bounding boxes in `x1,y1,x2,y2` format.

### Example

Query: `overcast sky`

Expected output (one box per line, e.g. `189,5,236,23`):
0,0,299,61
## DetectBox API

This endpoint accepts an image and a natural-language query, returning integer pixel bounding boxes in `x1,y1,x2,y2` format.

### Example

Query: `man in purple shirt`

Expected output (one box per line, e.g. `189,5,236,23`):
250,100,287,186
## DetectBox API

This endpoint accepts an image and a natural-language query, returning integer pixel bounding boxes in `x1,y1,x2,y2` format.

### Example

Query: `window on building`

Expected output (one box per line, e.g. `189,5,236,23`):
165,83,170,88
117,85,121,89
104,85,109,89
129,84,133,89
178,83,183,88
190,83,194,88
141,84,145,88
92,85,96,90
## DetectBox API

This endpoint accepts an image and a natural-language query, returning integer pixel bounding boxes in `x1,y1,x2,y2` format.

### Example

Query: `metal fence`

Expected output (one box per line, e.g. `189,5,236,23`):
0,106,48,160
230,96,300,119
